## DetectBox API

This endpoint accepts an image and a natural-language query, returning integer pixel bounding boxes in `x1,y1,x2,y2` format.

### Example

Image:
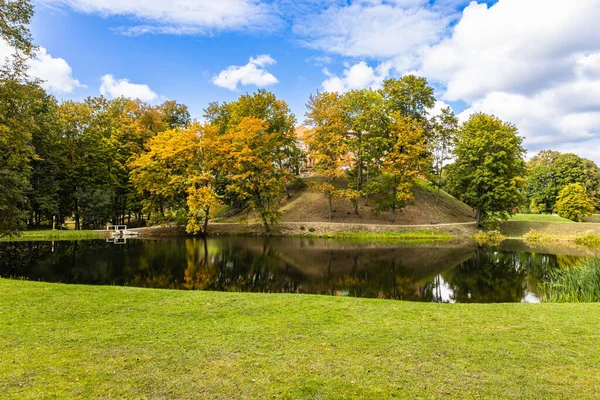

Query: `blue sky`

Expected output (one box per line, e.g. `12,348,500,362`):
19,0,600,161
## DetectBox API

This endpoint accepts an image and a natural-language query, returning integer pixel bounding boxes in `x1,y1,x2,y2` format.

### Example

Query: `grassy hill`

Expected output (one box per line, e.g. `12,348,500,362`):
221,178,475,226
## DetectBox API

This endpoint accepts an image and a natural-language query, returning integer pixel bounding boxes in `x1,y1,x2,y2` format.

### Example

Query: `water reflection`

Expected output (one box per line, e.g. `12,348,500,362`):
0,237,593,303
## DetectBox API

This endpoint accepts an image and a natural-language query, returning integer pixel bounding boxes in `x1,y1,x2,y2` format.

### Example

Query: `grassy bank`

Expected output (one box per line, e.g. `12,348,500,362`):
293,230,454,241
1,280,599,399
508,213,572,222
500,220,600,238
0,230,106,241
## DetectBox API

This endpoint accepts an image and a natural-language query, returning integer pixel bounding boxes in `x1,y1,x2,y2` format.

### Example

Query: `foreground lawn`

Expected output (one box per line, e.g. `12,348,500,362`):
509,213,572,222
0,230,106,241
1,280,599,399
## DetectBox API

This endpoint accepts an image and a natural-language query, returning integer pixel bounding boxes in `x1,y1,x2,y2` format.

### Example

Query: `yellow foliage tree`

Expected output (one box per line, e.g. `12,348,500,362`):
129,122,220,234
305,92,348,219
208,117,291,234
380,115,430,222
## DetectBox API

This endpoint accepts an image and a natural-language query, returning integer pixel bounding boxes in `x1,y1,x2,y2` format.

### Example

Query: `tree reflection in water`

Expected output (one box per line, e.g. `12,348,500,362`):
0,237,587,303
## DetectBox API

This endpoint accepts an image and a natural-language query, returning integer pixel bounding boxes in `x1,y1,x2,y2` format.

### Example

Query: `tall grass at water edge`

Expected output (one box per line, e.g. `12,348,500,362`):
542,258,600,302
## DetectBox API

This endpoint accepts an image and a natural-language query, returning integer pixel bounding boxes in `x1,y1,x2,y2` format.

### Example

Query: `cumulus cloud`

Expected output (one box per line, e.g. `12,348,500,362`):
100,74,158,102
421,0,600,157
322,61,392,93
0,40,84,94
38,0,279,35
212,54,278,91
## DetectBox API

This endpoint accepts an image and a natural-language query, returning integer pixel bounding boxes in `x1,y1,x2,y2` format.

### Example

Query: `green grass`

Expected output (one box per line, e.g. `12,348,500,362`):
508,213,572,222
300,230,454,241
1,280,599,399
0,230,106,241
541,258,600,302
523,231,600,246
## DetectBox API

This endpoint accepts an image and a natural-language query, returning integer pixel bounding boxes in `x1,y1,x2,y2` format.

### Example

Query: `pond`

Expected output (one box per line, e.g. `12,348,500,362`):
0,237,597,303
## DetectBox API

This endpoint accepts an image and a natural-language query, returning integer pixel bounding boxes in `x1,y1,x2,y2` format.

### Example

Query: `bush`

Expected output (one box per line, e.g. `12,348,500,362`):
555,183,594,222
472,230,505,246
528,199,544,214
308,227,316,233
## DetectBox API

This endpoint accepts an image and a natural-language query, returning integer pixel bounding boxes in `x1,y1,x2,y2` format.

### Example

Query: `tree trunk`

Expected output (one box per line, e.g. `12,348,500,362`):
263,219,271,235
328,191,333,220
75,198,80,231
476,206,483,227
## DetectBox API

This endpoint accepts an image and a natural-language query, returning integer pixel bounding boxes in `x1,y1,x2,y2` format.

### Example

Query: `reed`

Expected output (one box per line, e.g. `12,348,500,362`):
542,258,600,303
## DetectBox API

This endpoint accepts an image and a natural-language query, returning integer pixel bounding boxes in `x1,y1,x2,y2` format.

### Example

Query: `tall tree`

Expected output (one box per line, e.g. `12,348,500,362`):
209,117,292,234
129,123,220,234
430,106,458,200
340,89,388,214
377,115,430,222
382,75,435,124
305,92,347,219
447,113,526,227
0,0,39,235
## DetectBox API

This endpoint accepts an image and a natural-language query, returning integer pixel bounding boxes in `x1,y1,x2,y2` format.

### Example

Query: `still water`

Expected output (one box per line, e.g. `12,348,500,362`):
0,237,594,303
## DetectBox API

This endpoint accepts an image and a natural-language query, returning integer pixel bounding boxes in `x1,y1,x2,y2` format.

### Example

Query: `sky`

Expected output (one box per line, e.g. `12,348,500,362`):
12,0,600,161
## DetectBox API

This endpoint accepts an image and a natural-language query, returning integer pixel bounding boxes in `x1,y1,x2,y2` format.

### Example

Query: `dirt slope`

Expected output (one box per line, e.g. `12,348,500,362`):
222,179,475,226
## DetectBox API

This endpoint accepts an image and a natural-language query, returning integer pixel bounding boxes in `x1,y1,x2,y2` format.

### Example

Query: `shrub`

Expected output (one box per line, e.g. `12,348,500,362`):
555,183,594,222
472,230,505,246
528,199,544,214
300,226,305,231
308,227,316,233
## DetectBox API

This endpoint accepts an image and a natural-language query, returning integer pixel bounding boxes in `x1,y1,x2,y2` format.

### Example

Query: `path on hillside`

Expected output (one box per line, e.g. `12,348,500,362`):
209,221,477,228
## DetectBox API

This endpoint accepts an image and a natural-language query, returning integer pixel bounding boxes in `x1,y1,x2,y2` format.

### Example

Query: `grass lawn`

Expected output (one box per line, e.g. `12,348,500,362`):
1,280,599,399
0,230,106,241
508,213,572,222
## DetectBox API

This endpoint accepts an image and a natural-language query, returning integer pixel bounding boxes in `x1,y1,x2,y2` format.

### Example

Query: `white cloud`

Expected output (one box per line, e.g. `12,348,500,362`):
100,74,158,102
212,54,278,91
0,40,84,94
38,0,279,35
293,0,452,70
322,61,391,93
421,0,600,159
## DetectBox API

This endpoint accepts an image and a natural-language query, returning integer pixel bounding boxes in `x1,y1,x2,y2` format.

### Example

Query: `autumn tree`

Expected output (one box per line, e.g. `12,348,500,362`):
205,90,302,202
130,123,220,234
209,117,292,234
376,115,430,222
446,113,526,227
555,183,594,222
305,92,347,219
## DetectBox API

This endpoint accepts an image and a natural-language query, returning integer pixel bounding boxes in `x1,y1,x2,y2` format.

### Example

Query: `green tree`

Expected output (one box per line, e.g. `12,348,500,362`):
555,183,594,222
0,0,39,236
525,152,600,212
382,75,435,124
447,113,526,227
0,0,35,57
340,89,388,214
430,106,458,199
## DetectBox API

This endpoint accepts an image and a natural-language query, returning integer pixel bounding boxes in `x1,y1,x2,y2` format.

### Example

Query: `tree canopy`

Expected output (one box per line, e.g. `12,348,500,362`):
447,113,526,227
